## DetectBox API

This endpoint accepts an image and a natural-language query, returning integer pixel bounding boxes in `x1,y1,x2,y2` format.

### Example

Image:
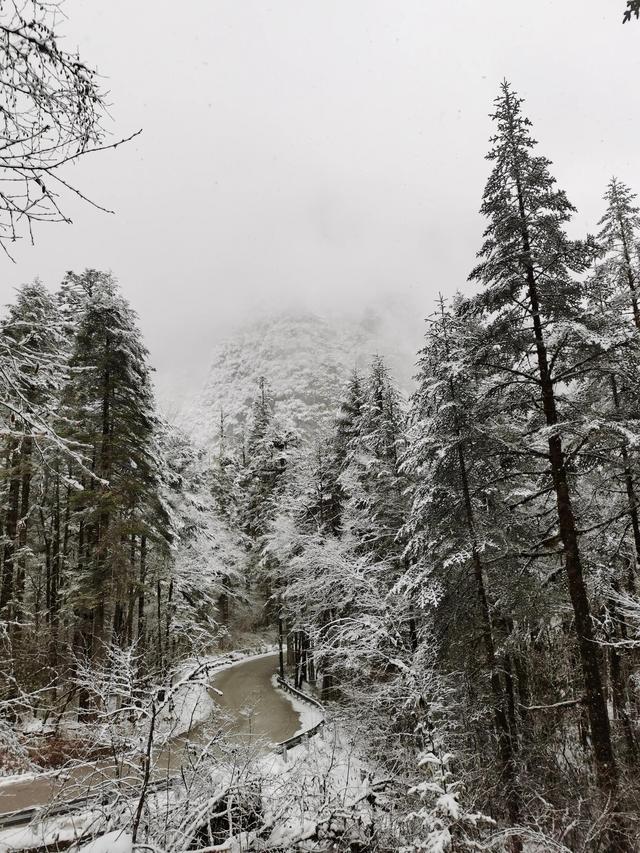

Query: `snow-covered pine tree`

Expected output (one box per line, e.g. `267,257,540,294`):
401,296,522,841
326,369,365,535
236,377,297,542
468,80,621,814
406,686,495,853
0,281,72,702
587,180,640,574
0,281,67,623
157,423,245,661
341,355,407,567
60,270,164,659
334,370,365,465
597,177,640,330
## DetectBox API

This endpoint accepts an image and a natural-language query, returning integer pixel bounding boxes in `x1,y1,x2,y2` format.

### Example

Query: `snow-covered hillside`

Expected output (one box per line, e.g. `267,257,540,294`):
179,303,423,448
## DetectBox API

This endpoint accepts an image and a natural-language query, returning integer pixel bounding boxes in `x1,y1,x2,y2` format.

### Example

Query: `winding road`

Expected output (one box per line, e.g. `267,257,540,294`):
0,652,300,818
211,652,300,745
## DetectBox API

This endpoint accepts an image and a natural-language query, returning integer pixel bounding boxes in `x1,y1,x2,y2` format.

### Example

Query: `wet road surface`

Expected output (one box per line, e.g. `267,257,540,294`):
212,651,300,746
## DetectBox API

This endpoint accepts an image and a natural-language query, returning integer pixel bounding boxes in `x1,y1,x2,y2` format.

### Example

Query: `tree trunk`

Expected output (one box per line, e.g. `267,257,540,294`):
526,268,617,796
610,377,640,581
14,436,33,625
618,212,640,330
444,336,522,842
608,593,637,763
0,441,21,613
505,118,620,798
137,535,147,649
156,579,163,674
278,608,285,680
94,351,112,656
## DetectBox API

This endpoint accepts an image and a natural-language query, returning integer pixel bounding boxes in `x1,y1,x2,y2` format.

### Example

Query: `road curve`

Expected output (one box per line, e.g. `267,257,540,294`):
0,651,299,817
213,651,300,746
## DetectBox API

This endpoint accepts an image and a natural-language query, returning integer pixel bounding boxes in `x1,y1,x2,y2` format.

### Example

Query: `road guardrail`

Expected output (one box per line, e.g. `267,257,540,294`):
274,677,325,756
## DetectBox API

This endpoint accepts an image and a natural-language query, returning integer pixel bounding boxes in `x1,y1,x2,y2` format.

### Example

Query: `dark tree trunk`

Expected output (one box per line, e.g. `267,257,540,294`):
286,619,294,667
278,610,285,680
526,266,617,796
610,377,640,581
444,343,522,841
156,579,163,674
165,578,174,664
218,592,230,627
300,630,308,684
137,535,147,650
618,213,640,331
93,351,112,656
1,441,21,613
503,113,620,800
608,593,637,763
307,633,316,684
14,436,33,625
408,611,418,653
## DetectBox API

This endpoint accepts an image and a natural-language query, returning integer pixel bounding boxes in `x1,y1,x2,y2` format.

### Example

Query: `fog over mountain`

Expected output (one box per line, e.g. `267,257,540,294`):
176,296,425,445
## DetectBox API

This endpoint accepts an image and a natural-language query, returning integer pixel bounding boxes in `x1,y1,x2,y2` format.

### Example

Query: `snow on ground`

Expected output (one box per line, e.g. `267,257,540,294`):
0,808,102,852
270,674,323,738
0,648,324,852
0,824,133,853
74,830,132,852
256,723,374,849
0,720,376,852
0,768,65,790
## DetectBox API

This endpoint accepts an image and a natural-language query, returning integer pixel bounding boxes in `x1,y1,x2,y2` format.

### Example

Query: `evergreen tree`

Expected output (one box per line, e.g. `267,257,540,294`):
158,423,244,656
334,369,365,468
326,370,365,535
583,199,640,580
0,281,67,621
60,270,163,654
236,377,297,541
468,81,621,813
402,297,523,841
341,356,407,566
597,177,640,329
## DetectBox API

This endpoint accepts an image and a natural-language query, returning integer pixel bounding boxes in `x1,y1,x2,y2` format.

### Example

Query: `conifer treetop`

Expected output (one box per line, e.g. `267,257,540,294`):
598,176,640,250
470,81,590,318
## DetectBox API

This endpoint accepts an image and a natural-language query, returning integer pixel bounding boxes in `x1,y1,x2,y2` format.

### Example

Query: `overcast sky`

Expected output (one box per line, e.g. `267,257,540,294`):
0,0,638,403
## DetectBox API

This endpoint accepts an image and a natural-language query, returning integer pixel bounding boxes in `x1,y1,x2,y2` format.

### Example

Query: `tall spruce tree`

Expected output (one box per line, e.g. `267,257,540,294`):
598,177,640,330
60,270,162,654
328,370,365,535
583,182,640,577
0,282,67,622
468,82,620,807
237,377,296,542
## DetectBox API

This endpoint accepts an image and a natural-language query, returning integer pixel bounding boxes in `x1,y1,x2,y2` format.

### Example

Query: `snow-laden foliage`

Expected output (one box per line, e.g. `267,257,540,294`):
0,272,243,746
159,423,246,649
6,82,640,853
